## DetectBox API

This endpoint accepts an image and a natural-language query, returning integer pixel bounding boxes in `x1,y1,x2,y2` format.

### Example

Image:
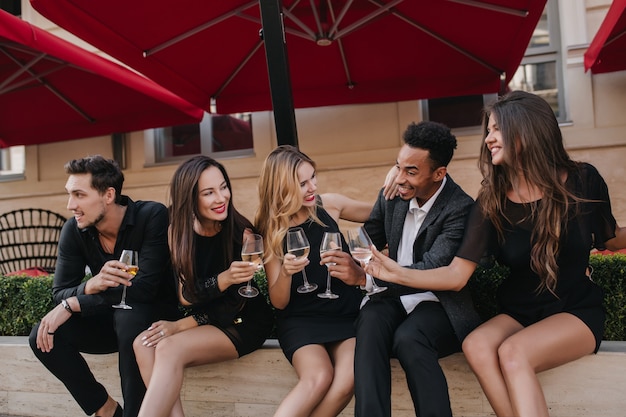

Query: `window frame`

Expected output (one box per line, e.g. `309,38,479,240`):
422,0,566,129
0,146,26,182
144,112,255,166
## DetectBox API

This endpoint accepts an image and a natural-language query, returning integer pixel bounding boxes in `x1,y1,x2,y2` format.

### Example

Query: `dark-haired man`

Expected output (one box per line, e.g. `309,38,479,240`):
29,155,177,417
354,121,481,417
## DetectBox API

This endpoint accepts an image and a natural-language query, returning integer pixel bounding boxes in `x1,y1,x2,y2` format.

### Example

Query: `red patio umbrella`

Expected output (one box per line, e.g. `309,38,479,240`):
30,0,546,114
0,10,203,148
584,0,626,74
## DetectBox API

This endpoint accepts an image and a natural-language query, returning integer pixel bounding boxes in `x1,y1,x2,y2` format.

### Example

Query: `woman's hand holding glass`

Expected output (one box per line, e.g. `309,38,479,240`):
363,244,403,282
286,227,318,293
347,227,387,295
318,232,341,299
239,233,263,298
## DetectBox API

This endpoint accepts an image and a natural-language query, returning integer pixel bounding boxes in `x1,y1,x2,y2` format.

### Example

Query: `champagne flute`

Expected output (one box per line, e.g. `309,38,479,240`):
318,231,341,299
112,249,138,309
287,227,318,293
239,233,262,298
347,226,387,295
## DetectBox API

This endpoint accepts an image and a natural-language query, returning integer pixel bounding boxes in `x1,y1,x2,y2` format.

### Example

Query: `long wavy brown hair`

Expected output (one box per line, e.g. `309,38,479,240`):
168,155,252,302
477,91,578,294
254,145,324,262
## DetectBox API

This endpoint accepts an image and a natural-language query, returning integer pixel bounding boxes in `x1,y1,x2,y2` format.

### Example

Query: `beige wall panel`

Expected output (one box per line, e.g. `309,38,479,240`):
592,72,626,127
566,55,595,128
294,102,409,155
3,0,626,240
585,0,614,40
37,136,112,181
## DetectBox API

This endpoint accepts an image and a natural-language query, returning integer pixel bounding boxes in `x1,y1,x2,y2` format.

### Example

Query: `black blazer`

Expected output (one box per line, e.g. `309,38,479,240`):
365,175,481,341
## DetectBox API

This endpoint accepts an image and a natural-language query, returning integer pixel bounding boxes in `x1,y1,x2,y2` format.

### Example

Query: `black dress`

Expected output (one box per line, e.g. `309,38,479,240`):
276,207,364,362
183,232,274,357
456,163,615,352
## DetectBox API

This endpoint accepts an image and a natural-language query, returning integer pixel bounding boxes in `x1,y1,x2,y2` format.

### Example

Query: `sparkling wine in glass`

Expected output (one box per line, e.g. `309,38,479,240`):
318,231,341,299
286,227,318,294
239,233,262,298
347,227,387,295
112,249,138,309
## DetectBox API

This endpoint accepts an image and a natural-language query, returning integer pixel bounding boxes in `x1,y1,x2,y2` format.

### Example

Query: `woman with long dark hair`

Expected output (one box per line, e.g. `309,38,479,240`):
133,155,273,417
364,91,626,417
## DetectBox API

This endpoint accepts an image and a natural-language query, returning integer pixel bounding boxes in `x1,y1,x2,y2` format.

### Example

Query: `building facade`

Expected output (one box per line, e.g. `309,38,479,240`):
1,0,625,228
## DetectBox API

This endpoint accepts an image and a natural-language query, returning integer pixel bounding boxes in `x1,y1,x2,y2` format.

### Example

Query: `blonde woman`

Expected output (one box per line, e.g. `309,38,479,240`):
255,145,365,417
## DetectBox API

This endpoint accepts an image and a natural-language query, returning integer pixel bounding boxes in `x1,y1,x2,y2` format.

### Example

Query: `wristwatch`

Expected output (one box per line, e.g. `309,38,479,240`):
61,299,74,314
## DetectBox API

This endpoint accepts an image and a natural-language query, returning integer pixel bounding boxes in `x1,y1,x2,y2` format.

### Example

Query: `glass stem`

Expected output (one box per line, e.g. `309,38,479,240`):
325,271,332,293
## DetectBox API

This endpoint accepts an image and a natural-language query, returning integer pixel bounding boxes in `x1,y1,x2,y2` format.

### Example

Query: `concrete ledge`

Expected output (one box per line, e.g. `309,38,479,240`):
1,337,625,417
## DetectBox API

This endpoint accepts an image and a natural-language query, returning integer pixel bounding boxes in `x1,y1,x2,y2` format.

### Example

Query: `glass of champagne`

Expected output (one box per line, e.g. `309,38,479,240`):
239,233,262,298
286,227,318,293
347,226,387,295
112,249,138,309
318,231,341,299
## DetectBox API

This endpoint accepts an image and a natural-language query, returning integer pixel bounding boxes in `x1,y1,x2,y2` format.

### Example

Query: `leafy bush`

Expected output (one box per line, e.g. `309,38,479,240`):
467,262,508,321
589,253,626,341
0,274,54,336
2,253,626,340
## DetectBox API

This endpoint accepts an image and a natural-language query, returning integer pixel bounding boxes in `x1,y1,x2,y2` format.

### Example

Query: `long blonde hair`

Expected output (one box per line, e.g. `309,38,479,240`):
477,91,578,294
255,145,324,262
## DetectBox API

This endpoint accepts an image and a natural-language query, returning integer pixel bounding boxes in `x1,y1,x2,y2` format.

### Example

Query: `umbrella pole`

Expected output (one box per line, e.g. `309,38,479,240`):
259,0,299,148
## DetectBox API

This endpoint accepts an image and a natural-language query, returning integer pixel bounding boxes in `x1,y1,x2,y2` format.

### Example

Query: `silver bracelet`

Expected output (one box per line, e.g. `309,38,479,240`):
61,299,74,314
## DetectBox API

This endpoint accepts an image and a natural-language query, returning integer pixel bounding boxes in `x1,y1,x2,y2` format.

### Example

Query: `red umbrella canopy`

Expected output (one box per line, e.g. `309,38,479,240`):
0,10,203,148
30,0,546,114
584,0,626,74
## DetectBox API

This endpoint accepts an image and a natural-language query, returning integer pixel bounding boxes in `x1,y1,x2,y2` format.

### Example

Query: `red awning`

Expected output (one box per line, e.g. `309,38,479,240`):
30,0,546,114
0,10,203,148
584,0,626,74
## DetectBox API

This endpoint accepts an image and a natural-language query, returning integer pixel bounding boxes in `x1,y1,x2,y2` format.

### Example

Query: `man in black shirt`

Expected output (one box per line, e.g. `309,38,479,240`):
29,156,177,417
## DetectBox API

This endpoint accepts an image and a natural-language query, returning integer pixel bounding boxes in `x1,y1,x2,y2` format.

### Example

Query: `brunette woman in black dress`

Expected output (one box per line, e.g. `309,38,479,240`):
364,91,626,417
133,156,273,417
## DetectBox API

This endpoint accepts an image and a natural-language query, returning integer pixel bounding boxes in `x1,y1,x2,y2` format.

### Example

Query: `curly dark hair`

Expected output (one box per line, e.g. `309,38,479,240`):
402,121,457,169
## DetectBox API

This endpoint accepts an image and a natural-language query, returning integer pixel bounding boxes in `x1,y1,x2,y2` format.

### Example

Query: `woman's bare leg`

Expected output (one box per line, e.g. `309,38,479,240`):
136,325,238,417
462,314,523,417
498,313,596,417
273,344,334,417
310,338,355,417
133,331,156,388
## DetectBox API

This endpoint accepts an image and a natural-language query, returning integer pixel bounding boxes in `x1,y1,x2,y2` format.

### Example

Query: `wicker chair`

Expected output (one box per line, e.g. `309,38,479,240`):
0,208,67,275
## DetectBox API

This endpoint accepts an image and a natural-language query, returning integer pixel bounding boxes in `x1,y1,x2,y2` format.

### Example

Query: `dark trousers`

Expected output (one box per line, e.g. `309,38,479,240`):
354,298,461,417
29,302,177,417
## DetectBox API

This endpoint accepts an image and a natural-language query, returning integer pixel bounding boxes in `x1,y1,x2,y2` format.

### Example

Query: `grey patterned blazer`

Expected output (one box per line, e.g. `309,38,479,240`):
364,174,482,341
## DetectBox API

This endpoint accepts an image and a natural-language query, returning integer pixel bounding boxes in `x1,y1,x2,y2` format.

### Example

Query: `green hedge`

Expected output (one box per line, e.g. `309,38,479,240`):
0,275,55,336
2,253,625,340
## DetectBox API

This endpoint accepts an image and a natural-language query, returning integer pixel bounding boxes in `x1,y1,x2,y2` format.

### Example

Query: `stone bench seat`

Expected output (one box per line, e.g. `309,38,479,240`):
1,337,625,417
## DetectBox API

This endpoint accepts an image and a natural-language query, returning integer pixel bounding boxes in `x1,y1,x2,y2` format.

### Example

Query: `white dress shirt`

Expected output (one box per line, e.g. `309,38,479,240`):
362,177,446,313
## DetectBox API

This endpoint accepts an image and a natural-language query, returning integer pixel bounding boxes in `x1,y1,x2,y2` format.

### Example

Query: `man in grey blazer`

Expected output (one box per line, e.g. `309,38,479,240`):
355,121,481,417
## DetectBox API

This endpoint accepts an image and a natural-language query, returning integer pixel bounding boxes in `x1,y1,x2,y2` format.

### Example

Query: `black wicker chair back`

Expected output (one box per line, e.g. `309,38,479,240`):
0,208,66,275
